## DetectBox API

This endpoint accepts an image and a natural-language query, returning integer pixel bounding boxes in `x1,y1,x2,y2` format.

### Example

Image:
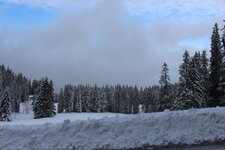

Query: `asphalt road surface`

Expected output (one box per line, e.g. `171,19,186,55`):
98,142,225,150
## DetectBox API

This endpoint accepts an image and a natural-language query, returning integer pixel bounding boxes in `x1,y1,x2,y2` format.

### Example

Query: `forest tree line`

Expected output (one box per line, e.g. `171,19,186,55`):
0,22,224,120
57,22,225,114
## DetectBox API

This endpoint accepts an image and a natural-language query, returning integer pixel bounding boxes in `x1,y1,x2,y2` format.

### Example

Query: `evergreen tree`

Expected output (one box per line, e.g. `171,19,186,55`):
64,85,73,113
132,85,139,114
81,85,91,112
174,50,193,110
49,80,56,115
9,80,19,112
189,52,205,108
99,87,107,112
219,22,225,106
200,51,209,106
33,78,56,119
209,23,223,107
120,86,127,114
105,85,115,112
0,90,11,121
222,22,225,50
142,86,159,113
58,88,64,113
31,79,40,95
90,85,98,112
74,86,82,112
114,85,122,113
158,62,172,111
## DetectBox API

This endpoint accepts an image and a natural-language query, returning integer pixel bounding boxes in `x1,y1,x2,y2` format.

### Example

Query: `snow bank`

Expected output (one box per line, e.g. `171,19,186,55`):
1,107,225,150
2,112,125,126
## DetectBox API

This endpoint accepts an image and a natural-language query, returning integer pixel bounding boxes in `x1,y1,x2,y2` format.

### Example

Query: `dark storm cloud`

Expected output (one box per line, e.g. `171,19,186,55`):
0,0,222,90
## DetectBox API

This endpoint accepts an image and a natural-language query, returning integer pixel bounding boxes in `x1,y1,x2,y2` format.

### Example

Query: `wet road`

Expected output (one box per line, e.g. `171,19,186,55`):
99,142,225,150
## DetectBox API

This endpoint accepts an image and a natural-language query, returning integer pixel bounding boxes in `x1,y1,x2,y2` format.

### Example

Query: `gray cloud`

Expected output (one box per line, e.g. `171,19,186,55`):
0,0,223,90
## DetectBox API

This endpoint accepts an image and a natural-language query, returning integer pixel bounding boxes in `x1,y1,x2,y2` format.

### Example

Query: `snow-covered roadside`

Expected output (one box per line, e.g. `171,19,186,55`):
1,112,126,126
0,107,225,150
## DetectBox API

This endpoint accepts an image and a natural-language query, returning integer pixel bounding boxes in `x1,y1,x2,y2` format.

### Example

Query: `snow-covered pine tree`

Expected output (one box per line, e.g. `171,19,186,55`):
9,80,19,112
142,86,160,113
63,84,73,113
200,51,209,106
209,23,223,107
72,86,78,112
109,86,115,112
114,85,122,113
49,80,56,116
120,86,127,114
89,85,98,112
128,87,133,114
218,22,225,106
81,85,91,112
158,62,172,111
132,85,139,114
174,50,193,110
99,87,107,112
75,85,82,112
96,87,101,113
142,87,151,113
0,90,11,121
104,85,114,112
80,85,89,112
105,85,110,112
189,52,205,108
222,22,225,51
57,88,64,113
33,78,56,119
31,79,40,95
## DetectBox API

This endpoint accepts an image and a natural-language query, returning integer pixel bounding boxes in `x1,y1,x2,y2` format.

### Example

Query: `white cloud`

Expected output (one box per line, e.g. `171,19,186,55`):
0,0,221,90
1,0,225,22
124,0,225,22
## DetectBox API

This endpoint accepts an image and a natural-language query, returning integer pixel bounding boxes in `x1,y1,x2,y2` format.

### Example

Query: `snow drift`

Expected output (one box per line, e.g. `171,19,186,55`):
0,107,225,150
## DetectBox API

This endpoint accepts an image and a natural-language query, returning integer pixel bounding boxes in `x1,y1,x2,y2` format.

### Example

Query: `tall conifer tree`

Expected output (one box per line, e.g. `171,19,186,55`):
0,90,11,121
33,78,56,119
209,23,223,107
158,62,172,111
174,50,193,110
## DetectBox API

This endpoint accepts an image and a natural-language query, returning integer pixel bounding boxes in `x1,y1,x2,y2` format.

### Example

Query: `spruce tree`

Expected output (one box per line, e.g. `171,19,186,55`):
222,22,225,51
90,85,98,112
120,86,127,114
114,85,122,113
63,85,73,113
75,85,82,112
0,90,11,122
219,22,225,106
49,80,56,115
158,62,172,111
105,85,111,112
209,23,223,107
142,86,159,113
174,50,193,110
132,85,139,114
33,78,56,119
58,88,64,113
189,52,205,108
200,51,209,106
81,85,91,112
99,87,107,112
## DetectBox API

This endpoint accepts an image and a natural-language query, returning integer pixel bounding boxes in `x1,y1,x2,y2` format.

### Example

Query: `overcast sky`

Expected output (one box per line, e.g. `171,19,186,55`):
0,0,225,90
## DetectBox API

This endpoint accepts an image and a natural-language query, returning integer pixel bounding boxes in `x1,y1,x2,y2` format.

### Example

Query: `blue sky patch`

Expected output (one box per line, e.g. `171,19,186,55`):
0,2,57,29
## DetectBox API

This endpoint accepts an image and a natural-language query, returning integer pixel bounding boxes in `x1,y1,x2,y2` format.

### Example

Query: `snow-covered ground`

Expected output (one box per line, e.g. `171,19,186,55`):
0,107,225,150
2,112,126,126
